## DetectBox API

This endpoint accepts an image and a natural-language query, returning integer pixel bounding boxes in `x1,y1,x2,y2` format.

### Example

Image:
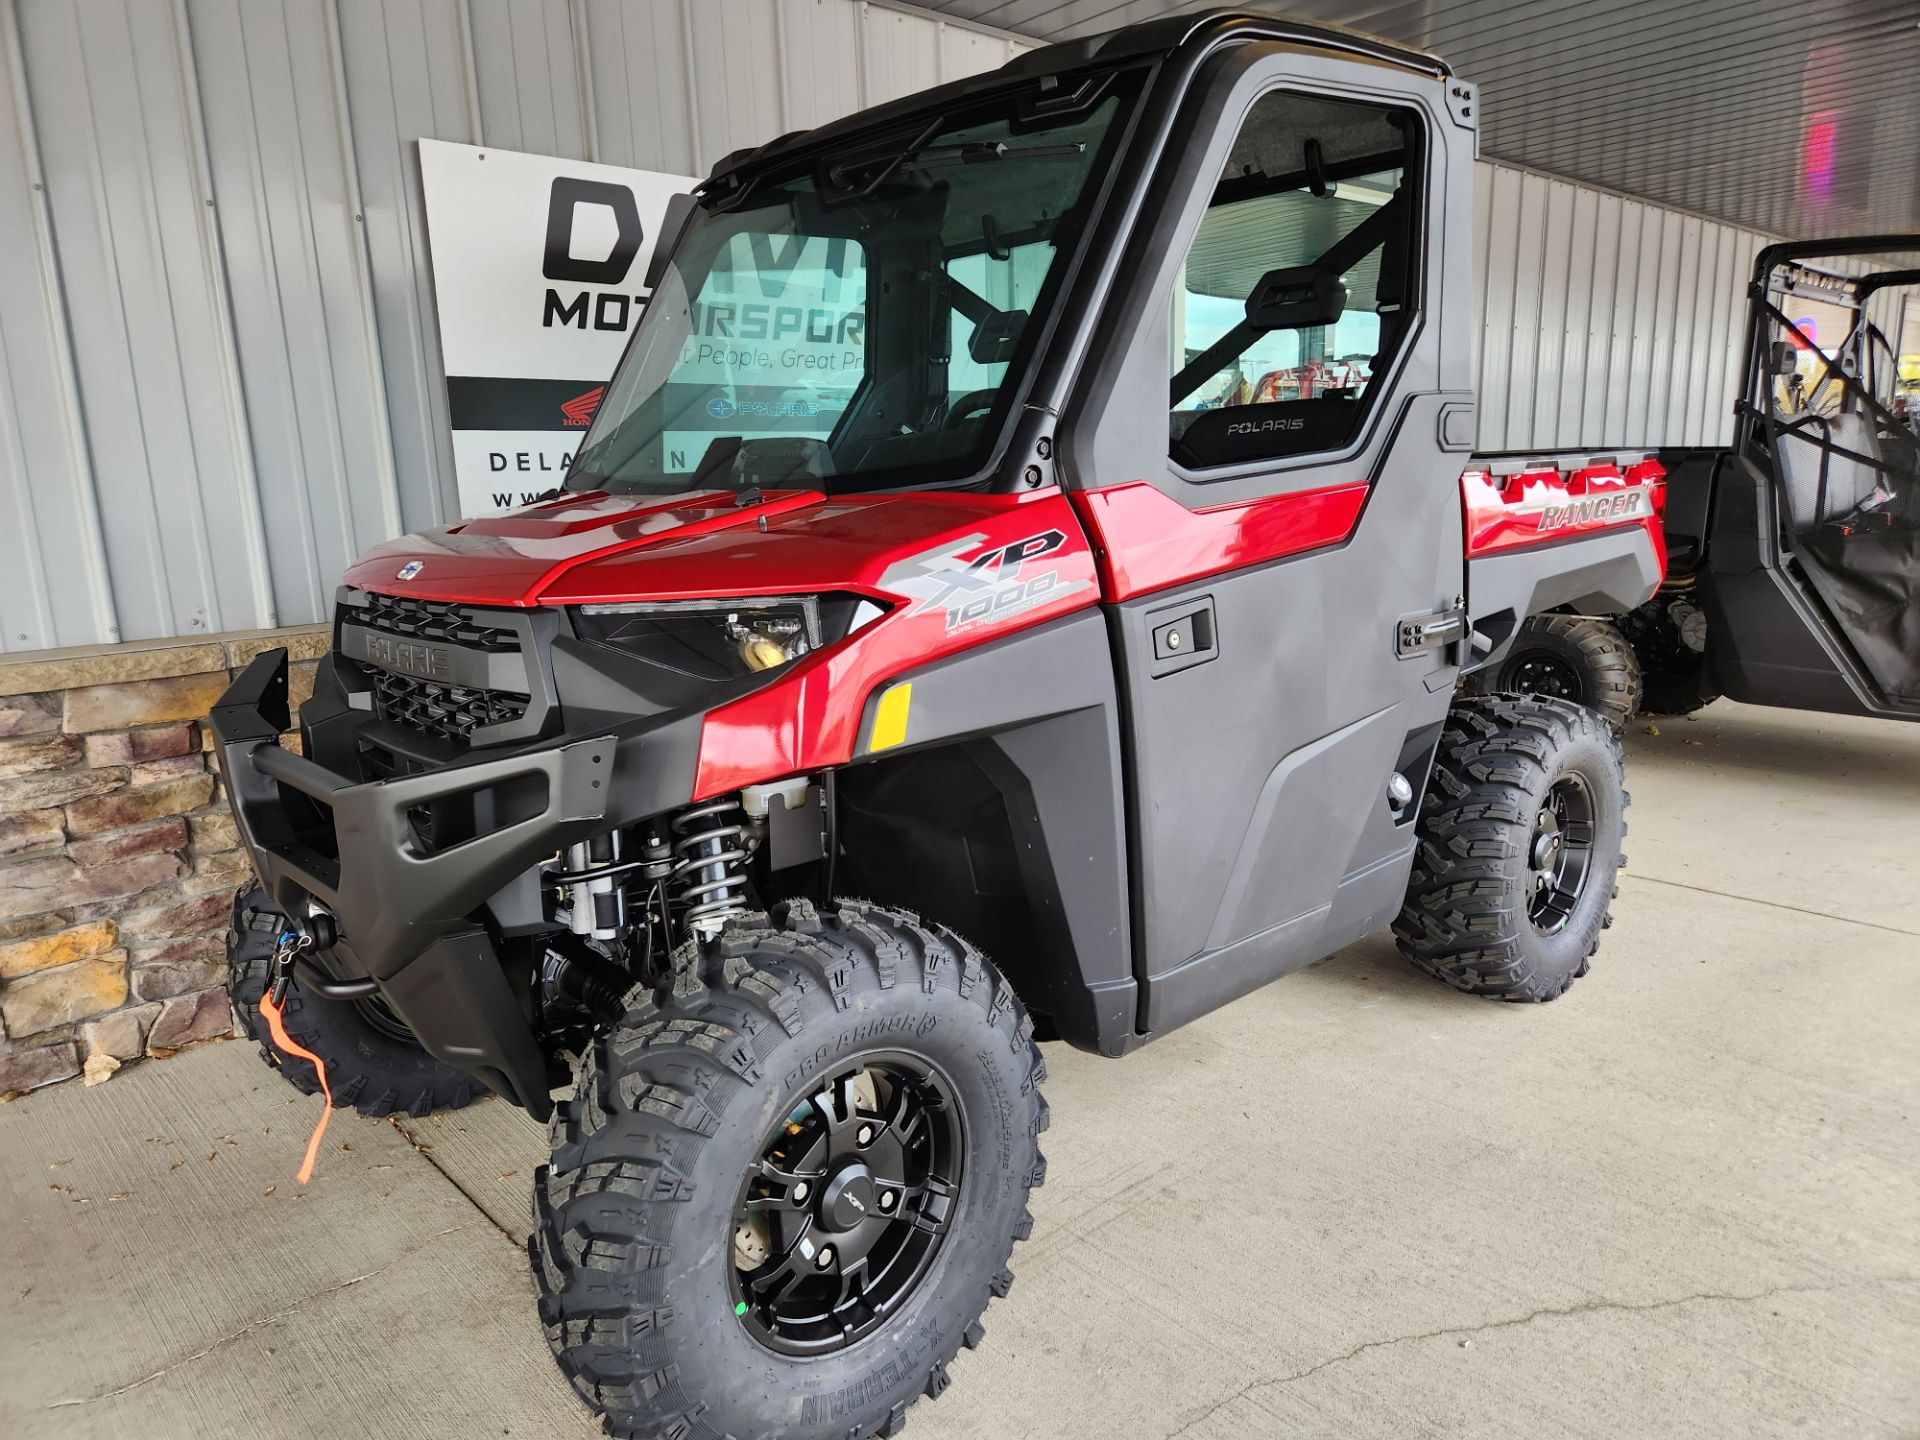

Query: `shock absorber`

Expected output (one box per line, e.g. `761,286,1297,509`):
563,830,625,941
670,799,753,939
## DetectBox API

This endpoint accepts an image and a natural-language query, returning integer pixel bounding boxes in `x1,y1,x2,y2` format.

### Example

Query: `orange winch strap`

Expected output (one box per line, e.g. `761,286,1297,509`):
259,990,335,1185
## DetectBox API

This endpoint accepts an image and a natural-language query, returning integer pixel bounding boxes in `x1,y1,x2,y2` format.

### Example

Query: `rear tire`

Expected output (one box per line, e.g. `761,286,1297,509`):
1619,595,1720,717
531,897,1047,1440
1464,614,1642,729
226,882,483,1117
1394,696,1626,1002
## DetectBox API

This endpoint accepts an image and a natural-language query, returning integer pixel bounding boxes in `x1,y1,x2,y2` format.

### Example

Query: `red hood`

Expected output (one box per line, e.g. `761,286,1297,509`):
341,489,829,605
344,486,1078,609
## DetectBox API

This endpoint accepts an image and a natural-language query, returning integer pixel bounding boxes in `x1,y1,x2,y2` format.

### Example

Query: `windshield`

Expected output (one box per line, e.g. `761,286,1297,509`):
567,74,1138,499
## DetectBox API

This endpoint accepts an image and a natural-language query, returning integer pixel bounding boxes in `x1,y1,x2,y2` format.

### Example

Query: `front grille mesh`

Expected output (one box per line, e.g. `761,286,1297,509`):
369,671,529,739
356,592,520,652
345,589,529,741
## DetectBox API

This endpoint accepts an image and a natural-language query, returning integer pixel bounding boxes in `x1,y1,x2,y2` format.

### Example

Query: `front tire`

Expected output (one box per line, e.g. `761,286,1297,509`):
531,898,1047,1440
1464,614,1643,729
226,882,484,1117
1394,696,1626,1002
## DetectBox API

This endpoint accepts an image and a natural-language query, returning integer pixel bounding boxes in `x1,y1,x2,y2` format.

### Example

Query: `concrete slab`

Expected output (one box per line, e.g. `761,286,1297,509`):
3,699,1916,1439
0,1042,587,1440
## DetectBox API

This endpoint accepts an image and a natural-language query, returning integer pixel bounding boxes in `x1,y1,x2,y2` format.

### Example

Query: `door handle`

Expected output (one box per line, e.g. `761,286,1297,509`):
1147,595,1217,677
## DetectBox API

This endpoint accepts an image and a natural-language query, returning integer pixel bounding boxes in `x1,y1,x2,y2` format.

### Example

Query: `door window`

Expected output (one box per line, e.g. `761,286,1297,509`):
1169,92,1421,470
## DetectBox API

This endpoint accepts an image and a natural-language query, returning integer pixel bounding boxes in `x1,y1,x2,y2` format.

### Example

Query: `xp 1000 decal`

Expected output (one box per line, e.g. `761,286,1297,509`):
883,529,1092,634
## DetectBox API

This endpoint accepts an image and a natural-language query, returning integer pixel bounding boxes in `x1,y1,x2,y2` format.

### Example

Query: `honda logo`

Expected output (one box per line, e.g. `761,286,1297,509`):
560,385,604,428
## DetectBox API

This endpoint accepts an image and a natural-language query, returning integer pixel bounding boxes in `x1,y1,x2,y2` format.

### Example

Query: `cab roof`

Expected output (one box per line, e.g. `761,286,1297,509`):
705,7,1448,187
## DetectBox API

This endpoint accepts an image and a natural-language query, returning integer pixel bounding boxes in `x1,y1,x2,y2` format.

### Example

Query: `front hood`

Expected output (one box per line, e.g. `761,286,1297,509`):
341,489,827,606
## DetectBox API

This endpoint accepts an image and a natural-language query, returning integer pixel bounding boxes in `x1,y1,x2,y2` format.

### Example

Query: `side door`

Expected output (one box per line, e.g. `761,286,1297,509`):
1062,44,1478,1034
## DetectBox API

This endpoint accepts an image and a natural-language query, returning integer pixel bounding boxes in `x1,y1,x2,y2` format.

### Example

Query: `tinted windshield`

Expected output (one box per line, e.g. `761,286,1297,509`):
567,74,1137,498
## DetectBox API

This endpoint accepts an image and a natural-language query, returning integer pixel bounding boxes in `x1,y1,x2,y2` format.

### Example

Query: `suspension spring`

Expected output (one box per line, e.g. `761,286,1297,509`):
670,799,753,938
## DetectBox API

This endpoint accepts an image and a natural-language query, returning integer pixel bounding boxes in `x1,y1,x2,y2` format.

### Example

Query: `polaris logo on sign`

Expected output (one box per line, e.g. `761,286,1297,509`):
1537,488,1656,531
419,140,697,518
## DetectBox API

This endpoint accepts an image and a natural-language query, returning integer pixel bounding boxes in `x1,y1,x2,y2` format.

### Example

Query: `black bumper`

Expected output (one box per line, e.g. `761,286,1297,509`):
210,650,617,1116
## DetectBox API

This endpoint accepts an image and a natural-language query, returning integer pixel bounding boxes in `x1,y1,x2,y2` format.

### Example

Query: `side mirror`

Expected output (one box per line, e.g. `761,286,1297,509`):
1245,265,1346,331
644,193,700,292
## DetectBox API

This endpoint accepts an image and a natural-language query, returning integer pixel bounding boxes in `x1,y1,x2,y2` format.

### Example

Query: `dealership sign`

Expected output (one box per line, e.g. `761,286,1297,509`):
418,139,696,516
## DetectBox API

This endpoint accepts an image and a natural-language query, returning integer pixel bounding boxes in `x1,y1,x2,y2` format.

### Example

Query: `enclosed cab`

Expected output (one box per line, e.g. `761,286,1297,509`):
212,13,1662,1439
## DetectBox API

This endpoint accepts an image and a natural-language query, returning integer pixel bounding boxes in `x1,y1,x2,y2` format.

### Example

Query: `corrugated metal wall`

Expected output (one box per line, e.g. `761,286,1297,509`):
0,0,1864,654
0,0,1028,655
1472,161,1774,454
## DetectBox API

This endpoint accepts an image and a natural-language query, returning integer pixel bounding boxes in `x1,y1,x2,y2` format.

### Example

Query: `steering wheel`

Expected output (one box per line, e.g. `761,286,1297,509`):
944,390,998,428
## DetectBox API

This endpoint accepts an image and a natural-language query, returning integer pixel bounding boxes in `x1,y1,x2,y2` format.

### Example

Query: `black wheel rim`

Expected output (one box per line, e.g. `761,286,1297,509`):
1499,651,1584,703
731,1052,965,1357
353,994,419,1047
1528,773,1596,933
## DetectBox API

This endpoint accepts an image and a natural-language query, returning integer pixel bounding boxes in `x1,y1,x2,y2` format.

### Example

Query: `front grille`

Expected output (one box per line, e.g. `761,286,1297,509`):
369,671,530,739
357,592,520,652
343,589,532,742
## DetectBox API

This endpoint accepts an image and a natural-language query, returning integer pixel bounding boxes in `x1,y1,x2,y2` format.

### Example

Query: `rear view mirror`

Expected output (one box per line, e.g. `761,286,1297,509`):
644,193,699,291
1769,339,1802,376
1245,266,1347,331
968,310,1028,364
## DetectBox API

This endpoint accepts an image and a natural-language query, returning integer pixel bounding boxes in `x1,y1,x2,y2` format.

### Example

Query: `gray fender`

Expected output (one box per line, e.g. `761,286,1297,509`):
1463,526,1663,674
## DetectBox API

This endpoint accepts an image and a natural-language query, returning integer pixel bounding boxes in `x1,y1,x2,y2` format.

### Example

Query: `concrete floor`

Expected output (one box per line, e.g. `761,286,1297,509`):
3,700,1917,1439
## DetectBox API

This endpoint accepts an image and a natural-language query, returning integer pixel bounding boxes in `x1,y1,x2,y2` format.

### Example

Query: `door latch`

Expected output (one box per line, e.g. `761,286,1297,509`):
1395,599,1470,661
1147,595,1217,677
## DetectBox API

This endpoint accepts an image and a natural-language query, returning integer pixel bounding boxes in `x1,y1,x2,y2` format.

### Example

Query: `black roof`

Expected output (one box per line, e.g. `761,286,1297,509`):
705,8,1447,186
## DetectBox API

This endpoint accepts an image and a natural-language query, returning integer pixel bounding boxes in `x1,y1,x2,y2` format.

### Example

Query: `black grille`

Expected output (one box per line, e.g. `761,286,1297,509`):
370,671,529,739
344,590,531,741
355,592,520,652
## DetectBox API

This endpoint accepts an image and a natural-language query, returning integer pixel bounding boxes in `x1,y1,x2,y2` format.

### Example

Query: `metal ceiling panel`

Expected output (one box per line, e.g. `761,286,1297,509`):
911,0,1920,238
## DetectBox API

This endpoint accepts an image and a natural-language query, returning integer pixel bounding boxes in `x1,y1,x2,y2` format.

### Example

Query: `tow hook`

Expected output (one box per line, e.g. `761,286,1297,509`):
268,930,311,1008
269,909,343,1005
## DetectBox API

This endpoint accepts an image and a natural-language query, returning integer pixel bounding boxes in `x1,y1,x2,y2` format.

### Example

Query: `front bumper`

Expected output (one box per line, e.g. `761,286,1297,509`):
210,650,617,1115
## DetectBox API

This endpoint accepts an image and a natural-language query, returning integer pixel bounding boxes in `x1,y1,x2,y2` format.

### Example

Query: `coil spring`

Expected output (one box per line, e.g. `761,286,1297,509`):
670,799,752,936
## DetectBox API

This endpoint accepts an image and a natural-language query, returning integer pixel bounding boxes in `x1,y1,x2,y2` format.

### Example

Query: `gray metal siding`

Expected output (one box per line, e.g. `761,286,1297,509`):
0,0,1873,654
1473,160,1776,453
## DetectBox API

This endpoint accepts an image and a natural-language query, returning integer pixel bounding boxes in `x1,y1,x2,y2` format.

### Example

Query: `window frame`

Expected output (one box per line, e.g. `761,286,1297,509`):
1163,83,1430,483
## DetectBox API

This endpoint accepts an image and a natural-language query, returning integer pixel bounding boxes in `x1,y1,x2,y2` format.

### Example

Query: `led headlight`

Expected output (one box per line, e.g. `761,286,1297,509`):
572,596,829,682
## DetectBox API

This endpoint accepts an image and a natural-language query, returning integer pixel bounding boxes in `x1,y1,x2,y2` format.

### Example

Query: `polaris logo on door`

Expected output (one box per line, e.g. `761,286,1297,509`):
419,140,697,517
1225,415,1306,436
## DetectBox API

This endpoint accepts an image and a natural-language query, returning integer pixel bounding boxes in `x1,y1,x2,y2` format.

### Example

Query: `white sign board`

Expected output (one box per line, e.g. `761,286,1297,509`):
418,139,697,516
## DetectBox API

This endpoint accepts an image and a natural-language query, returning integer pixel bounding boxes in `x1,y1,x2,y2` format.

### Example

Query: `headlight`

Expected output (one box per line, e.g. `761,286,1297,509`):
573,596,837,681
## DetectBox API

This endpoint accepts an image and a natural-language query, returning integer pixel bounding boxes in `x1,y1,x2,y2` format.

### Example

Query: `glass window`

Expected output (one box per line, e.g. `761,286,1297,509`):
655,233,868,475
1169,92,1420,470
568,75,1140,499
945,240,1055,420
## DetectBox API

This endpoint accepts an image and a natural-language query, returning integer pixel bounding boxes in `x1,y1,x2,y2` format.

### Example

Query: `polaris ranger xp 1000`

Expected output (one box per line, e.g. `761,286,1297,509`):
213,13,1666,1438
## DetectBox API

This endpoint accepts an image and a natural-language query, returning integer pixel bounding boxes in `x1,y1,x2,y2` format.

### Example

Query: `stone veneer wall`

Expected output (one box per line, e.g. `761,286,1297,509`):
0,626,327,1095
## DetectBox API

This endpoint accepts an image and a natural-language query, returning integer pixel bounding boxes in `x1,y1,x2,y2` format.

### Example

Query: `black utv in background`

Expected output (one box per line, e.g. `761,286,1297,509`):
1479,236,1920,726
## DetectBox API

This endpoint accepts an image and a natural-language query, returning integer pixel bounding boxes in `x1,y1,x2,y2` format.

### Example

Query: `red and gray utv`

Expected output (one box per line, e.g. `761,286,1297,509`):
213,12,1664,1438
1471,236,1920,725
